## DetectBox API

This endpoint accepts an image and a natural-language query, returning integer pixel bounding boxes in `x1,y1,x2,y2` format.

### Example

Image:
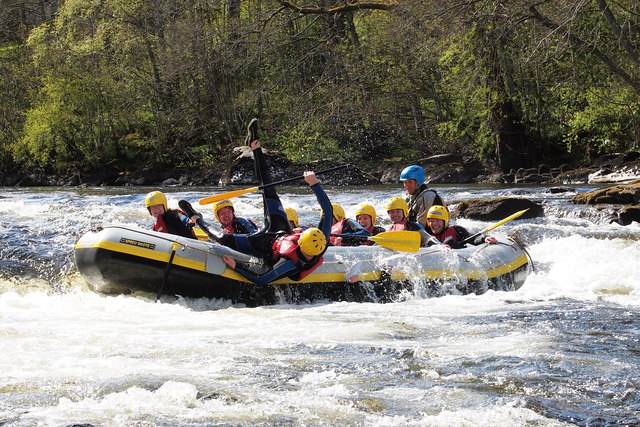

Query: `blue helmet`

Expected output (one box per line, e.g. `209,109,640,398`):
399,165,425,186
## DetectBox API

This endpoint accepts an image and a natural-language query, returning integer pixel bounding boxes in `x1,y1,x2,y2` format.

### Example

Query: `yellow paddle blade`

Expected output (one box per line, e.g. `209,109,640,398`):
194,227,209,241
369,230,421,253
481,208,529,234
198,186,260,205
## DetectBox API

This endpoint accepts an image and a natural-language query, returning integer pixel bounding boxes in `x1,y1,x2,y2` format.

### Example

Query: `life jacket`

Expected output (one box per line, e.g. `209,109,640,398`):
433,226,459,245
330,220,346,245
272,234,323,280
386,219,422,232
431,225,472,248
223,217,258,235
153,209,196,239
331,219,369,246
408,185,444,223
367,225,385,236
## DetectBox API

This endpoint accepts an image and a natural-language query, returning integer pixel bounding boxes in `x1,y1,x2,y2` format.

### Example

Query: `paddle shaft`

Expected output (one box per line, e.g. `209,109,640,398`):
331,233,368,239
178,200,218,242
461,208,529,244
257,164,347,190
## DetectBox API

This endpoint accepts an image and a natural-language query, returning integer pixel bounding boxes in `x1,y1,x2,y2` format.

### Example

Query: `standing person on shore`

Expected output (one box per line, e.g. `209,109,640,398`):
145,191,199,239
400,165,444,228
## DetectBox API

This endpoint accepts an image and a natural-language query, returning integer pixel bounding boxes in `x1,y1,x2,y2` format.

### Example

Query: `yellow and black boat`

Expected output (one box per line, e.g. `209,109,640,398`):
74,225,531,306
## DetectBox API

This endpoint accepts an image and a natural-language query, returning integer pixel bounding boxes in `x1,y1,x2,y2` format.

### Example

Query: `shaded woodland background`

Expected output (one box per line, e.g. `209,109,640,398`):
1,0,639,180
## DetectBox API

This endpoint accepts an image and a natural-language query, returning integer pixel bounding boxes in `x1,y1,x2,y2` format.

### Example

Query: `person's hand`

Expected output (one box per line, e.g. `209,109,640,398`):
334,236,343,246
223,255,236,269
249,140,261,151
348,274,360,283
303,171,319,186
485,236,497,244
188,214,201,225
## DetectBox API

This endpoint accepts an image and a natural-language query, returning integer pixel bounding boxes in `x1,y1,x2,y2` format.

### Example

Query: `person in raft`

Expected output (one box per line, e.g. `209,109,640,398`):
145,191,200,239
354,203,385,245
329,203,369,246
220,140,333,286
285,207,305,233
385,196,431,247
400,165,445,228
212,199,258,235
425,205,497,248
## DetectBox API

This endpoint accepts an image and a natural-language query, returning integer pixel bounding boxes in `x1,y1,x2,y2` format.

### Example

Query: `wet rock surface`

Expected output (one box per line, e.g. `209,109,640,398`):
572,181,640,205
453,197,544,221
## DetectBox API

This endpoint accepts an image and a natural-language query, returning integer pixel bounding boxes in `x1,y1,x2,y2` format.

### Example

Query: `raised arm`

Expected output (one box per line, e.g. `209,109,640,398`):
304,171,333,241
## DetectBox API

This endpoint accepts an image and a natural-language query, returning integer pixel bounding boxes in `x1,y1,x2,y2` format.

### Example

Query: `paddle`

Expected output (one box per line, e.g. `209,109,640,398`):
178,200,261,264
198,164,348,206
178,200,218,242
461,208,529,244
331,230,421,253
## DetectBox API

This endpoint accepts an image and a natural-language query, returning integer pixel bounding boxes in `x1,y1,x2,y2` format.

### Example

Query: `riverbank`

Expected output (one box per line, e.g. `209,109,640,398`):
3,150,639,188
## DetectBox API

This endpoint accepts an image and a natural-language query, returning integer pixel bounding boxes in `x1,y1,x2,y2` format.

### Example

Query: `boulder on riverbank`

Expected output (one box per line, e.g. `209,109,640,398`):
616,205,640,225
572,180,640,205
453,197,544,221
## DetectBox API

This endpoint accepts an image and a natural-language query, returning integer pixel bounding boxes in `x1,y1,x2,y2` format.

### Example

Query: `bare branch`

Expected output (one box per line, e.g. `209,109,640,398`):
530,5,640,93
278,0,398,15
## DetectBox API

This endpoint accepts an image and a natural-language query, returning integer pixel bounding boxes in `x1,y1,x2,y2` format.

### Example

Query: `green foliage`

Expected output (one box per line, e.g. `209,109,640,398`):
565,86,640,155
275,120,341,163
2,0,640,178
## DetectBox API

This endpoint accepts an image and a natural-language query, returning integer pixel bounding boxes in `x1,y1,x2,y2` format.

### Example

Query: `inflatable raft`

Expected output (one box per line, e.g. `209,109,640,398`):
74,226,531,305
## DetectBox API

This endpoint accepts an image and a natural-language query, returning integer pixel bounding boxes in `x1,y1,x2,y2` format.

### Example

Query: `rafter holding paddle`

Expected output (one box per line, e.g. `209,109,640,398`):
331,230,421,253
199,165,347,206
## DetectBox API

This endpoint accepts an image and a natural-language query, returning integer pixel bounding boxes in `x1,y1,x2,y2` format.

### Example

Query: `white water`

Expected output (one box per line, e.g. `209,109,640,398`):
1,185,639,426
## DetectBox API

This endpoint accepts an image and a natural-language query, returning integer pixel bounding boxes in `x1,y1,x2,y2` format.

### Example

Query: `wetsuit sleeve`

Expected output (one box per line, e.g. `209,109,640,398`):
177,210,194,227
311,183,332,240
235,217,258,234
233,259,298,286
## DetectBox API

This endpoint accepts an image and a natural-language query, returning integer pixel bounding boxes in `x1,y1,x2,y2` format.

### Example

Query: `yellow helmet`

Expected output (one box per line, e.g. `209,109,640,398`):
285,207,299,228
355,203,377,224
385,196,408,218
331,203,346,222
212,199,234,221
145,191,167,211
298,227,327,257
426,205,449,227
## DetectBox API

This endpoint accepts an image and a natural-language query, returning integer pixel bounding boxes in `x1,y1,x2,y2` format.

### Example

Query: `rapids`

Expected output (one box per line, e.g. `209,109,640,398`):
1,184,639,426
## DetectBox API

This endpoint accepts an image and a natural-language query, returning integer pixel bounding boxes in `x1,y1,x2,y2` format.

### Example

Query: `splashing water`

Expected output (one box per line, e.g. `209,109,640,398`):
0,184,638,426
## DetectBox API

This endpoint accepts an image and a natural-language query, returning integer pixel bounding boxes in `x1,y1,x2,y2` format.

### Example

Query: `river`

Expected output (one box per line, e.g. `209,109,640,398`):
0,184,639,426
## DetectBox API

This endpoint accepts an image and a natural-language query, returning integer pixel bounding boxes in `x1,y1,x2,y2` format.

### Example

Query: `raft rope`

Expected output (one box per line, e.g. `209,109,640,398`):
156,242,180,301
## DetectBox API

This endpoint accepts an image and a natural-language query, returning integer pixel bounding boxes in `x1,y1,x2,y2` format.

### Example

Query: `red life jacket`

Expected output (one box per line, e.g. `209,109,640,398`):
387,219,408,231
153,216,168,233
272,234,324,280
433,226,459,246
330,220,346,246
